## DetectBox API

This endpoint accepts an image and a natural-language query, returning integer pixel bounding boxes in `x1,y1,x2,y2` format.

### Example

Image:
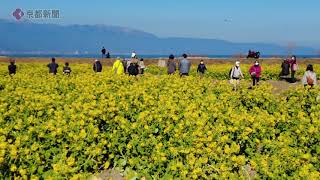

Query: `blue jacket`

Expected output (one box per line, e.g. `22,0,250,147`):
179,59,191,74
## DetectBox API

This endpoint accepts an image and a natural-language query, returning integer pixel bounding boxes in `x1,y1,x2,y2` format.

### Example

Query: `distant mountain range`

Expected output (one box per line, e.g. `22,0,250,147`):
0,19,317,55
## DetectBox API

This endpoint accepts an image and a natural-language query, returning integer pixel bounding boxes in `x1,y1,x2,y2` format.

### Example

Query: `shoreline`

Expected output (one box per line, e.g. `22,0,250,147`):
1,56,320,65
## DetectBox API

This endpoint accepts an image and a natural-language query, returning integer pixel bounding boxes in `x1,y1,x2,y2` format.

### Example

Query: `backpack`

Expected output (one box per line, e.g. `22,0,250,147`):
229,67,234,77
292,64,298,71
306,72,314,85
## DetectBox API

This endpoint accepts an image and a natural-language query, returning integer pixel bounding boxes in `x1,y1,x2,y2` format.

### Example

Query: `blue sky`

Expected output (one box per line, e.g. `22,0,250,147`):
1,0,319,47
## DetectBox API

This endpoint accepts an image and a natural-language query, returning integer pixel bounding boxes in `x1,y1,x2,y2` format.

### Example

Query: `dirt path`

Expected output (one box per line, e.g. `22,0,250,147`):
267,80,300,95
89,170,124,180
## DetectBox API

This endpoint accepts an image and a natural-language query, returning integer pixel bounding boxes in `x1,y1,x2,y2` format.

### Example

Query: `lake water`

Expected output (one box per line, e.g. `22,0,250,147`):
1,54,320,59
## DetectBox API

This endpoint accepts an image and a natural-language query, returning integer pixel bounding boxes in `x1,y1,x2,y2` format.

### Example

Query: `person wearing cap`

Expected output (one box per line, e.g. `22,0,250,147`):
302,64,317,87
93,59,102,72
179,54,191,77
249,60,262,86
112,57,124,75
47,57,59,75
167,54,176,75
8,60,17,76
230,61,244,90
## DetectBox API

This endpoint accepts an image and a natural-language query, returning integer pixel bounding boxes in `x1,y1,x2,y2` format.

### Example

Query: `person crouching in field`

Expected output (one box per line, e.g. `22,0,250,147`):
128,62,139,76
8,60,17,76
63,62,71,75
112,57,125,75
167,54,176,75
93,59,102,73
230,61,244,91
197,60,207,78
249,60,262,86
302,64,317,87
179,54,191,77
47,58,59,75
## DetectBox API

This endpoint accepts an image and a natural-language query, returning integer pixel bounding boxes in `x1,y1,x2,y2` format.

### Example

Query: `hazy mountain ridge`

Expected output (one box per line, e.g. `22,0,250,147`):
0,19,316,55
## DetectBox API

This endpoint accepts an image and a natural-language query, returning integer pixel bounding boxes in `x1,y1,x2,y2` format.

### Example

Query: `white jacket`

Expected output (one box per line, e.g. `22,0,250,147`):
302,71,317,86
230,66,243,78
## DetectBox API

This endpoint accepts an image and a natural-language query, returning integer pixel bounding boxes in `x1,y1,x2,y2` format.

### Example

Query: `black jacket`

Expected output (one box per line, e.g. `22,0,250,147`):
93,62,102,72
47,63,59,74
197,64,207,73
128,63,139,76
8,64,17,75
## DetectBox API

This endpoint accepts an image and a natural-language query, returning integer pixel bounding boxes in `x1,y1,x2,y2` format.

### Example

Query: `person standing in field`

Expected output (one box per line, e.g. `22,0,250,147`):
128,62,139,76
47,58,59,75
93,59,103,72
8,60,17,76
101,47,106,58
63,62,72,75
167,54,177,75
122,58,128,74
286,55,298,83
302,64,317,87
197,60,207,78
179,54,191,77
138,58,146,74
112,57,125,75
249,60,262,86
230,61,244,90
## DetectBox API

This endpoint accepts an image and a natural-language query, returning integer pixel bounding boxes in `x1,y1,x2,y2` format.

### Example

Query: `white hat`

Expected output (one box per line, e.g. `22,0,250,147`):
95,59,99,62
131,52,136,58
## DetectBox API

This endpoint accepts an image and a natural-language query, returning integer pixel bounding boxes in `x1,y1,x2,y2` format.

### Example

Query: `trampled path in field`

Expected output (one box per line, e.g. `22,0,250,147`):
266,80,300,94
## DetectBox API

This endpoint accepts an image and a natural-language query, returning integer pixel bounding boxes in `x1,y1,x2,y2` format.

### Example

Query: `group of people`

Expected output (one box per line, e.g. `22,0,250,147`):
280,55,298,83
101,47,110,59
247,50,260,59
47,58,72,75
6,54,318,88
111,52,146,76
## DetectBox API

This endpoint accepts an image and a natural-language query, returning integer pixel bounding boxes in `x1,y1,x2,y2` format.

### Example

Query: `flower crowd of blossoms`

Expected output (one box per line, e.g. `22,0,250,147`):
0,63,319,179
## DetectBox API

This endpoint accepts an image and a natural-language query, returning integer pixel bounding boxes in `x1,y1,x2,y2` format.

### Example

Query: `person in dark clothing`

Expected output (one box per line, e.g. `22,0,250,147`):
101,47,106,58
8,60,17,75
128,63,139,76
167,54,176,75
93,59,103,72
63,62,71,75
122,59,128,74
197,60,207,77
47,58,59,75
106,52,110,59
280,59,290,76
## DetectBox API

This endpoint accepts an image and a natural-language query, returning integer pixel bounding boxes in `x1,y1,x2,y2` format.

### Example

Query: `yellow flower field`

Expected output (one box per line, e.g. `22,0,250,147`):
0,63,319,179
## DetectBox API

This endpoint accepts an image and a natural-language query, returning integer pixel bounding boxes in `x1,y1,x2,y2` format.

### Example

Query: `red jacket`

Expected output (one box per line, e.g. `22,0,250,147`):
249,65,262,78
